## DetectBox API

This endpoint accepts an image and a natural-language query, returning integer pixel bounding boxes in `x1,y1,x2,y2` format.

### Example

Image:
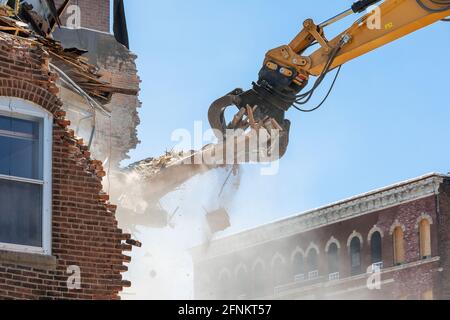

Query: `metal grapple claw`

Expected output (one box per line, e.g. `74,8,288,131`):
208,88,290,162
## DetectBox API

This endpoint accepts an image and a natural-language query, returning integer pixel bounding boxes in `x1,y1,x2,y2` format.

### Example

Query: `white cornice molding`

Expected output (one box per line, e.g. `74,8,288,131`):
191,173,447,262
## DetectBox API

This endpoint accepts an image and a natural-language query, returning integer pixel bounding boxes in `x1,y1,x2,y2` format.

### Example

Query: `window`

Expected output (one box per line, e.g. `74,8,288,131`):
327,243,339,275
292,252,305,281
235,266,249,299
0,98,52,255
272,255,285,287
419,219,431,259
370,231,383,264
350,237,362,275
218,270,232,299
252,261,265,297
307,248,318,279
393,227,405,265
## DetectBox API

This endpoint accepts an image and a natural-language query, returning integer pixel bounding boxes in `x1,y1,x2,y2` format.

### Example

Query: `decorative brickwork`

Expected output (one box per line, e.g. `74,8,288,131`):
192,174,450,300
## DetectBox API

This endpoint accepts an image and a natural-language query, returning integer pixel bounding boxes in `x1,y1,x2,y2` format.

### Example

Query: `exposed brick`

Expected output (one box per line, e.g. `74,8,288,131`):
0,32,134,300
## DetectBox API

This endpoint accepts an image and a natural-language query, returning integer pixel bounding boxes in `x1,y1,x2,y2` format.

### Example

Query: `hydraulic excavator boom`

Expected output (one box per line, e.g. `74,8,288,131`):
208,0,450,161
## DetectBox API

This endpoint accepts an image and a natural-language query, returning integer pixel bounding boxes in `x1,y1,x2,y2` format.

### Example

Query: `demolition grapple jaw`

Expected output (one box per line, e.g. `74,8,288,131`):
208,88,291,162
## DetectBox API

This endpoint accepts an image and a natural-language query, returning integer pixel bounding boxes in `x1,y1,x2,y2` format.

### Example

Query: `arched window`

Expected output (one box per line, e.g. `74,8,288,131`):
292,252,305,280
306,249,319,279
218,270,232,299
252,261,265,297
370,231,383,264
350,237,362,275
419,219,431,259
327,243,339,275
235,266,249,299
272,255,286,287
393,227,405,265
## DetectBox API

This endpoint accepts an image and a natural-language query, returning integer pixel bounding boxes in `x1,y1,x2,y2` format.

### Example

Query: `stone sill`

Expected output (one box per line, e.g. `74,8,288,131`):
0,249,57,271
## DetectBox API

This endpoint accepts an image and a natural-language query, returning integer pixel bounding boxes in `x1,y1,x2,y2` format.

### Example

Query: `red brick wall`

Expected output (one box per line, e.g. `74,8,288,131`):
437,179,450,299
196,193,443,299
0,33,132,299
55,0,111,33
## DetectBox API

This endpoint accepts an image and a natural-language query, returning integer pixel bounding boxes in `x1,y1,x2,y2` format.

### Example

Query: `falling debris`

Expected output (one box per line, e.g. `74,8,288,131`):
128,150,223,203
205,208,231,234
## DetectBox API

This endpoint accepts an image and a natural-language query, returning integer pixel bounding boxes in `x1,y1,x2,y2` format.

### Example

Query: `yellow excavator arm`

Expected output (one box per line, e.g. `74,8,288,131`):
281,0,450,76
208,0,450,160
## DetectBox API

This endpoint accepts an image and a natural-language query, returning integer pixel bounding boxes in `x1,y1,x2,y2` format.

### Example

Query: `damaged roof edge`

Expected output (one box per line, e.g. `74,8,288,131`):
0,1,138,104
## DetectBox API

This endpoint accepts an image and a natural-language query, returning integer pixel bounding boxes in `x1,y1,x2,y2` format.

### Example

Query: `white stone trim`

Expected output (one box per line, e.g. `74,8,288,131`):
347,231,363,249
390,220,406,235
191,173,447,261
252,258,266,271
415,213,433,229
291,247,306,262
271,252,286,268
368,226,384,243
325,237,341,253
305,243,320,256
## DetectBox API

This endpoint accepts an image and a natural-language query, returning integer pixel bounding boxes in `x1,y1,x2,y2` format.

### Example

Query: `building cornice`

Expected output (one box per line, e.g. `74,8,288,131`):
192,173,447,262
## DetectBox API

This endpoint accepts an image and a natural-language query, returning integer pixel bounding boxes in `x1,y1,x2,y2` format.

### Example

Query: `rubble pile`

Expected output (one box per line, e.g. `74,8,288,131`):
0,0,137,103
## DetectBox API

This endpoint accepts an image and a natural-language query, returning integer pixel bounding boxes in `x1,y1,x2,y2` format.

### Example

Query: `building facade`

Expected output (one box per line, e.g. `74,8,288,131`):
0,1,140,299
192,173,450,300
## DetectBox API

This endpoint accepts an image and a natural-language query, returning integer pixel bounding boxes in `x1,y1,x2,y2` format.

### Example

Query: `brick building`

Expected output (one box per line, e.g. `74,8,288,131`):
0,1,140,299
192,173,450,300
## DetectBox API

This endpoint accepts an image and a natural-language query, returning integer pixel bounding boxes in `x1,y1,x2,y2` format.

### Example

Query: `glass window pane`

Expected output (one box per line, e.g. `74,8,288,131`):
0,179,43,247
10,137,40,179
371,232,382,263
0,115,11,131
12,117,39,137
0,135,10,176
0,116,41,180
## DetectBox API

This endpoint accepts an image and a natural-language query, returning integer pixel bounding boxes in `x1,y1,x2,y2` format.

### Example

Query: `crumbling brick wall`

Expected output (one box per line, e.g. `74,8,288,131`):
0,33,132,299
52,28,141,168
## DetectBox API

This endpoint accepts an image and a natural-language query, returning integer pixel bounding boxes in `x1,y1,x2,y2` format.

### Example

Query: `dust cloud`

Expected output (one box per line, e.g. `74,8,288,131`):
106,162,241,299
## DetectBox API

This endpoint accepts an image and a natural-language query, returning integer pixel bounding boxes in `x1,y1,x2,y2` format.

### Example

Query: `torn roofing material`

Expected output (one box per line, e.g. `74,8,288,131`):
0,0,137,103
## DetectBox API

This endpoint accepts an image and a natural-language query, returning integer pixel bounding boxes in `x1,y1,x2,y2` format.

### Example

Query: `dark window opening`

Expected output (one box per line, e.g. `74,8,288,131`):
371,232,383,264
350,237,362,275
328,243,339,274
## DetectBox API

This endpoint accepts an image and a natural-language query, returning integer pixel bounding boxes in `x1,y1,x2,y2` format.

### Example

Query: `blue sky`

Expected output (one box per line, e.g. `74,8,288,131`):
123,0,450,231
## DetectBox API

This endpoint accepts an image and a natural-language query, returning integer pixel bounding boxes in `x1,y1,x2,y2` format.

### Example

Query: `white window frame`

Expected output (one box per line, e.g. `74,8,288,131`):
0,97,52,255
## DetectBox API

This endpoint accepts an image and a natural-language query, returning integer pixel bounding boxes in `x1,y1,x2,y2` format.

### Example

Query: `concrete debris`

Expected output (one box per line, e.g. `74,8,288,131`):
128,150,219,202
205,208,231,234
